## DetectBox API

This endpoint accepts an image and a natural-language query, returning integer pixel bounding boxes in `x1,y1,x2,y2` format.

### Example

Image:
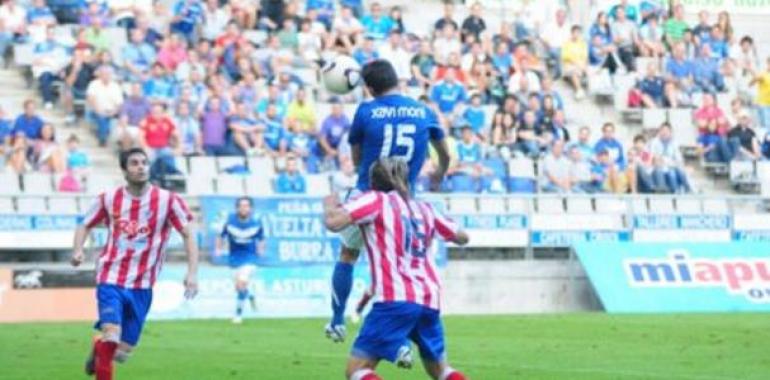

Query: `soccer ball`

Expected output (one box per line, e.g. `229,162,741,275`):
320,55,361,95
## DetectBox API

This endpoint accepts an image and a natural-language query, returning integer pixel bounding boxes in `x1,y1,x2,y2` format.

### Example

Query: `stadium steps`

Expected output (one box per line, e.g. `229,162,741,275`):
0,67,119,174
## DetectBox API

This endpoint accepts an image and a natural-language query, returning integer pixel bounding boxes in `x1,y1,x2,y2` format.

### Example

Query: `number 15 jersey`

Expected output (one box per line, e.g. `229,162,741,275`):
348,94,445,191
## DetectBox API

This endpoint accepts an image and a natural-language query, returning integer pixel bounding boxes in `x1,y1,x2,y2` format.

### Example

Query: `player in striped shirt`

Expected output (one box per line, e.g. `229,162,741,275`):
71,148,199,380
324,158,469,380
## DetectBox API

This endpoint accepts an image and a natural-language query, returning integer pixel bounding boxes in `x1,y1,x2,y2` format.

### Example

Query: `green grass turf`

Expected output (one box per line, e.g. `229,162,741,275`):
0,313,767,380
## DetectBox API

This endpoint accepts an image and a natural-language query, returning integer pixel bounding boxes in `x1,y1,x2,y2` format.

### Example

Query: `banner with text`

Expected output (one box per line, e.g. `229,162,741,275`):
574,242,770,313
149,266,370,319
199,196,447,267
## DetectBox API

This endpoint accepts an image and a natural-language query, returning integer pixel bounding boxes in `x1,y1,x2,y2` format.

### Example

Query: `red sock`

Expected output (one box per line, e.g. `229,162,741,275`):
351,369,382,380
360,374,382,380
444,370,467,380
95,340,117,380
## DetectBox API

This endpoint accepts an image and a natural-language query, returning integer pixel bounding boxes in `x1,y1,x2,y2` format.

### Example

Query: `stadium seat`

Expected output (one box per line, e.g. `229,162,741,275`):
730,160,755,183
595,197,628,214
189,156,218,177
631,198,649,213
649,198,676,214
675,198,702,215
566,198,593,213
507,157,536,193
702,199,729,214
506,197,529,214
483,158,507,179
611,73,636,107
215,175,245,196
87,175,123,194
305,174,331,196
668,109,696,147
186,177,215,196
478,197,506,214
22,173,53,195
642,108,667,130
481,176,506,193
537,198,564,213
0,198,14,213
217,156,246,173
16,197,47,214
243,30,268,45
295,68,318,89
174,156,189,175
448,197,477,214
0,172,21,195
247,157,275,177
245,175,274,196
450,174,480,193
756,161,770,182
13,44,34,66
48,197,79,214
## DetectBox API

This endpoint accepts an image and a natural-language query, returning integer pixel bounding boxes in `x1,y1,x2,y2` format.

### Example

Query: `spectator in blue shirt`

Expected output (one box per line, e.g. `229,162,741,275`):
26,0,56,36
360,2,394,41
122,28,157,81
0,106,12,159
708,26,729,59
593,122,625,169
666,42,695,93
491,42,512,81
637,62,666,107
275,156,306,194
454,125,487,178
258,103,287,156
692,44,725,93
462,93,485,137
352,36,379,65
13,99,45,141
285,117,318,172
171,0,204,43
340,0,363,18
306,0,334,30
229,102,261,155
32,26,68,108
430,70,467,114
610,0,639,23
143,63,175,104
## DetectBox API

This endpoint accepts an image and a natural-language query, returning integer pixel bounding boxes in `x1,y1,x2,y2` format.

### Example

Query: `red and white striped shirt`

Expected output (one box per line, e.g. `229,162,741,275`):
81,185,193,289
343,191,460,310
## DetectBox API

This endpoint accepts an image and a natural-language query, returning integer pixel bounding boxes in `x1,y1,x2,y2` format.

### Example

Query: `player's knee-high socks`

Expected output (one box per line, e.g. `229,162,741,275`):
442,367,468,380
331,262,353,325
350,369,382,380
236,289,249,316
95,340,118,380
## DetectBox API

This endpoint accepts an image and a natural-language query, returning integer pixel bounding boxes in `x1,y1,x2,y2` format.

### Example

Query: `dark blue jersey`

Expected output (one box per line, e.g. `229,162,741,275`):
220,213,264,267
348,94,444,191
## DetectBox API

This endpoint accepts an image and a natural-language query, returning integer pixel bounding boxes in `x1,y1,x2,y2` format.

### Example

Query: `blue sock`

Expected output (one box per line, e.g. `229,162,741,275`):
236,289,248,316
331,262,354,326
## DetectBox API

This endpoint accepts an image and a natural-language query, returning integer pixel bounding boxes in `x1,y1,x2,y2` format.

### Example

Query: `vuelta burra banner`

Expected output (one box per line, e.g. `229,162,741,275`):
680,0,770,14
573,242,770,313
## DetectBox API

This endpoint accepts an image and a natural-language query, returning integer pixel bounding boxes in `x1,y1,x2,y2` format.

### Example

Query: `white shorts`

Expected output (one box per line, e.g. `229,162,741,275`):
339,189,364,250
234,264,257,283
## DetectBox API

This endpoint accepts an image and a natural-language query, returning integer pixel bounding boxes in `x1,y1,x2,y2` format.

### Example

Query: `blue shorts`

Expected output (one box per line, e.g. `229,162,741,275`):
352,302,446,363
94,284,153,346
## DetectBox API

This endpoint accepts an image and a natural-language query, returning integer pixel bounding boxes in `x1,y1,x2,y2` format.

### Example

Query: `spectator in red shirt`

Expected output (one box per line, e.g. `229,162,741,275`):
694,92,729,136
140,103,178,159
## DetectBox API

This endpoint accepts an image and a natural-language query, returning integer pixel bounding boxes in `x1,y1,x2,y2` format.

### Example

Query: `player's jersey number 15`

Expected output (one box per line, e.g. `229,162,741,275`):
380,123,416,161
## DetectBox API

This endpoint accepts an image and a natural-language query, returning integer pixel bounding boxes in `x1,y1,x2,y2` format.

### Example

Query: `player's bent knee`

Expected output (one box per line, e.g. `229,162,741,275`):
339,247,360,263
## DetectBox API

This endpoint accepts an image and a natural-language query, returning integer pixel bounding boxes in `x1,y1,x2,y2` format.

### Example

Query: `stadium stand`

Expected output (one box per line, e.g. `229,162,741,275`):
0,0,769,254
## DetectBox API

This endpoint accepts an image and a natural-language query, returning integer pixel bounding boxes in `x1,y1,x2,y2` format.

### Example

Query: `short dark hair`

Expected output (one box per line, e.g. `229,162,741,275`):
119,148,148,170
361,60,399,96
236,196,253,207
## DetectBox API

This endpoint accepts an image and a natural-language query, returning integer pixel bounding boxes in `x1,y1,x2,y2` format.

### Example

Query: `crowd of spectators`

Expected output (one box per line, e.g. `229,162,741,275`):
0,0,769,195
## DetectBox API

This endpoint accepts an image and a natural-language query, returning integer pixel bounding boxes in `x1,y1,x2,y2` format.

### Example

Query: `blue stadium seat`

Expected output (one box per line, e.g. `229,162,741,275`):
507,177,536,193
483,158,507,179
481,176,506,193
450,174,479,193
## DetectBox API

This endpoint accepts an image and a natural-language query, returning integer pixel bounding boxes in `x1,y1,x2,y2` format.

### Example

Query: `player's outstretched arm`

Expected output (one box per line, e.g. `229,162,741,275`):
323,193,353,232
180,224,200,299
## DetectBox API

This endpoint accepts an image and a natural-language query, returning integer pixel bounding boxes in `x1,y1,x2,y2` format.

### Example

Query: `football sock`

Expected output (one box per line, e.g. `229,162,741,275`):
442,367,467,380
236,289,248,316
350,369,382,380
355,290,373,314
331,261,353,326
95,340,118,380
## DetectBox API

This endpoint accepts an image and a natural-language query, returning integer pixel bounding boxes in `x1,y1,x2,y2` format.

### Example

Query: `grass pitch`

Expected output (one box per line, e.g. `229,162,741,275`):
0,313,767,380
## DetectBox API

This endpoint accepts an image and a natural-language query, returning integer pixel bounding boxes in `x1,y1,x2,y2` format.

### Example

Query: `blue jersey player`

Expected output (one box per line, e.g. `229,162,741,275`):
216,197,265,324
326,59,451,342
